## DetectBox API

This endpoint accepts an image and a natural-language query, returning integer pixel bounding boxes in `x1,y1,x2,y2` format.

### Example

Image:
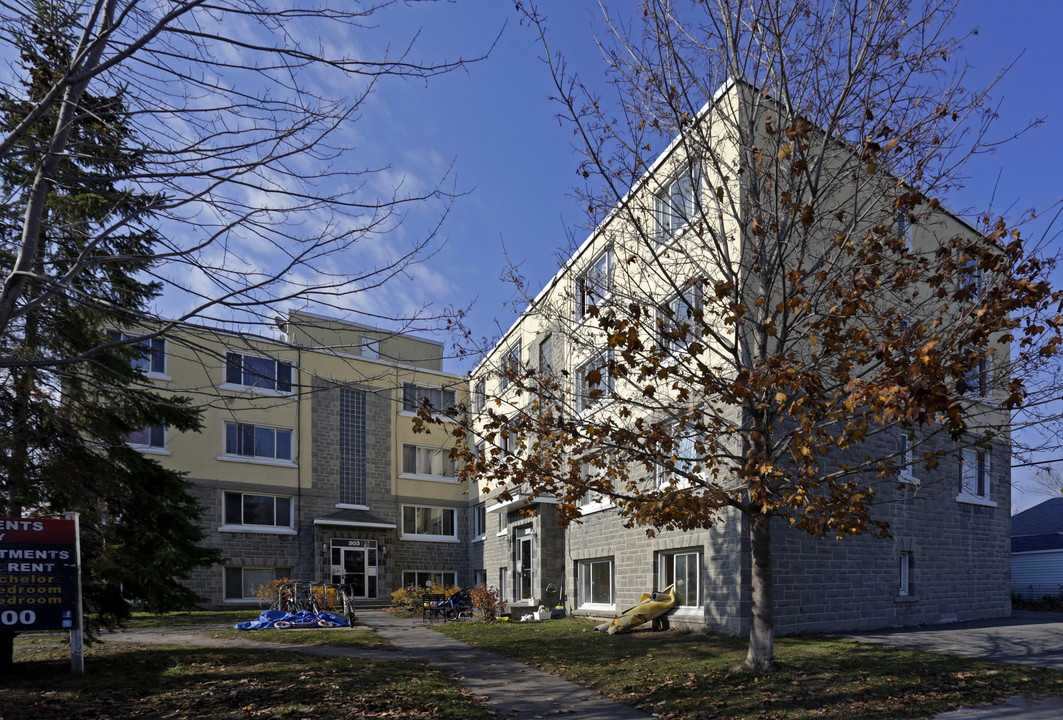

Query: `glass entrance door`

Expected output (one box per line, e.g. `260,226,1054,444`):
330,539,378,599
515,528,534,601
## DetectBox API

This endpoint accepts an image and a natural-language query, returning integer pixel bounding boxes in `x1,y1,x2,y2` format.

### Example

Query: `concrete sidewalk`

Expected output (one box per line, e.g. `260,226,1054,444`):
359,610,652,719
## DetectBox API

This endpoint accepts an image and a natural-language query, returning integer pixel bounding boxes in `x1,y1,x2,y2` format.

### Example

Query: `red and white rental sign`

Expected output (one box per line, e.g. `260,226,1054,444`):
0,517,79,631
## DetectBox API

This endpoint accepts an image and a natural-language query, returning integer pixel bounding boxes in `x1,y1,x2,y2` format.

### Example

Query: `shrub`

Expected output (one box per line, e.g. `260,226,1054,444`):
255,577,293,607
469,584,507,620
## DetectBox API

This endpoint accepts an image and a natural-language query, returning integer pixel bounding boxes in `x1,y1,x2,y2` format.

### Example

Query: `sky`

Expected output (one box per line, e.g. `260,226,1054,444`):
250,1,1063,512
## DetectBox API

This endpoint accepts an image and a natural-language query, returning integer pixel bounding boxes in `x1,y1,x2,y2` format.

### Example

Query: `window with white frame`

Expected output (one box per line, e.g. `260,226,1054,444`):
658,549,700,607
957,242,984,297
500,344,520,390
109,331,166,375
127,423,166,450
575,349,613,412
959,447,991,500
898,550,913,597
499,567,509,601
538,334,554,376
360,336,379,359
402,383,456,413
224,422,293,462
474,569,487,587
578,558,614,607
225,352,293,393
499,420,516,457
223,491,293,528
895,209,913,250
473,378,486,413
655,430,697,489
575,248,614,319
498,510,509,533
897,432,916,483
401,443,455,479
577,457,610,511
402,505,457,540
658,284,703,355
224,566,291,601
402,570,457,589
961,350,989,398
472,503,487,540
655,165,699,241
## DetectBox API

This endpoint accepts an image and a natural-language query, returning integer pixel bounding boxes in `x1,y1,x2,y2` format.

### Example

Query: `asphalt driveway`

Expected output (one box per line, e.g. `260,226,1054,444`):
843,610,1063,670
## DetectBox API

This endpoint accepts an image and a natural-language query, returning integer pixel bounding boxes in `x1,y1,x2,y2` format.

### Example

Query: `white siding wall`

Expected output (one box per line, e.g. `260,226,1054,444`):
1012,551,1063,590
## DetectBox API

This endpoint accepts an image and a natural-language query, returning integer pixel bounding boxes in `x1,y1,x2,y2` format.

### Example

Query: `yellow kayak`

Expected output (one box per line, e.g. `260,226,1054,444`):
594,585,676,634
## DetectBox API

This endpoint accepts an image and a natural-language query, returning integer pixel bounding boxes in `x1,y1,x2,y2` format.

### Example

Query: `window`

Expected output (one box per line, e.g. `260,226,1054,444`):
575,248,614,319
474,569,487,587
658,284,703,355
655,430,697,489
577,457,610,511
472,503,487,540
224,422,293,462
402,383,456,412
127,423,165,450
538,335,553,376
498,510,509,533
655,165,699,241
575,349,613,412
578,558,614,607
110,331,166,375
499,421,517,457
899,551,913,597
225,352,292,392
499,567,509,602
360,336,379,359
224,566,291,601
957,243,984,297
402,505,457,540
961,351,989,398
500,344,520,390
339,388,367,506
959,447,991,500
402,570,457,589
223,491,293,528
895,209,913,250
658,550,700,607
473,379,486,413
402,444,455,479
897,433,915,484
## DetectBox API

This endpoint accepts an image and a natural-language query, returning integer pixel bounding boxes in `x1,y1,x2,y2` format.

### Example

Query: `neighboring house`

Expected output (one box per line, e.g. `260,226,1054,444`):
1011,497,1063,601
126,310,469,607
467,80,1010,635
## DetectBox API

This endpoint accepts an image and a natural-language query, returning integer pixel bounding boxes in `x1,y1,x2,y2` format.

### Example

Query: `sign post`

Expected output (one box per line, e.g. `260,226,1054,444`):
0,516,82,674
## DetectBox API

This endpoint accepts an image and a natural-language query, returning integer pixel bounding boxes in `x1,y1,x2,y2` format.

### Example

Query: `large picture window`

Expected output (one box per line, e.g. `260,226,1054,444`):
658,550,700,607
224,566,290,601
578,558,614,607
402,570,457,589
402,383,456,412
224,422,293,462
225,352,293,393
401,505,457,540
223,491,293,528
401,444,456,479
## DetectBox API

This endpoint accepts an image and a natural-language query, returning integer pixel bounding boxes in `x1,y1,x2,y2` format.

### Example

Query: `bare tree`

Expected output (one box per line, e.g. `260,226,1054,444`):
453,0,1061,673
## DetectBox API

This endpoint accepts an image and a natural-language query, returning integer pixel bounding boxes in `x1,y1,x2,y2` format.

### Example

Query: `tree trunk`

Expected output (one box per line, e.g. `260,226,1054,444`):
741,512,776,673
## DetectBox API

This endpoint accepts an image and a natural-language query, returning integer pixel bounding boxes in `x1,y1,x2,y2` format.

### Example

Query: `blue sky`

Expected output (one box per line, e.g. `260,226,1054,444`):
344,1,1063,511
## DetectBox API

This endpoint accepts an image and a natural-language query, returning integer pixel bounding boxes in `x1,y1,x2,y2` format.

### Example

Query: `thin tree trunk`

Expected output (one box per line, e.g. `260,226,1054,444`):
741,512,776,673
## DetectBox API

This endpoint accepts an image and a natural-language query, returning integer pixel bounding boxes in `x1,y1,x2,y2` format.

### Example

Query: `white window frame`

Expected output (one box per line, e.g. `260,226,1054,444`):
575,247,614,320
655,165,700,243
578,558,614,609
658,549,701,609
110,331,168,378
471,503,487,541
957,447,995,506
224,566,291,602
223,352,293,395
655,429,697,490
897,433,916,484
473,378,486,413
221,491,295,533
127,423,168,454
401,443,456,482
575,349,613,413
401,504,459,542
402,570,457,589
500,344,520,391
898,550,913,597
221,421,295,466
577,457,611,515
658,284,703,356
402,383,457,413
962,351,990,399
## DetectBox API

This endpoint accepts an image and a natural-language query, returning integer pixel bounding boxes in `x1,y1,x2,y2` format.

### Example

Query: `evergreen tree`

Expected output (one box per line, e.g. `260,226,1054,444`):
0,0,219,671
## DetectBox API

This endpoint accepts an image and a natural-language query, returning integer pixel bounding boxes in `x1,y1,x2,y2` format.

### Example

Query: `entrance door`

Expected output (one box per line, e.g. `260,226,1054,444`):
515,528,534,602
330,539,378,599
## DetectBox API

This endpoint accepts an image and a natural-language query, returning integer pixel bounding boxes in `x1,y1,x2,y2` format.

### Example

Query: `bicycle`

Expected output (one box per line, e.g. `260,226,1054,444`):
270,581,299,614
337,577,357,625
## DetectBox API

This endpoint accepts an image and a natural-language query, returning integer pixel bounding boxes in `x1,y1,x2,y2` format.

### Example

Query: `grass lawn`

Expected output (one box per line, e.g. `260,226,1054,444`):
4,635,496,720
126,609,262,628
439,617,1063,719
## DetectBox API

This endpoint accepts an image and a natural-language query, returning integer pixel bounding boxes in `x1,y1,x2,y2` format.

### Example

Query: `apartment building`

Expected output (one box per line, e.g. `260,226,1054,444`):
466,79,1010,635
130,311,469,607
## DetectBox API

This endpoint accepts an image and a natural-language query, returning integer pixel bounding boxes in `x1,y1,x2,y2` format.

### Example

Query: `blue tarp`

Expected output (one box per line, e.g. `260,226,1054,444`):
235,609,350,630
